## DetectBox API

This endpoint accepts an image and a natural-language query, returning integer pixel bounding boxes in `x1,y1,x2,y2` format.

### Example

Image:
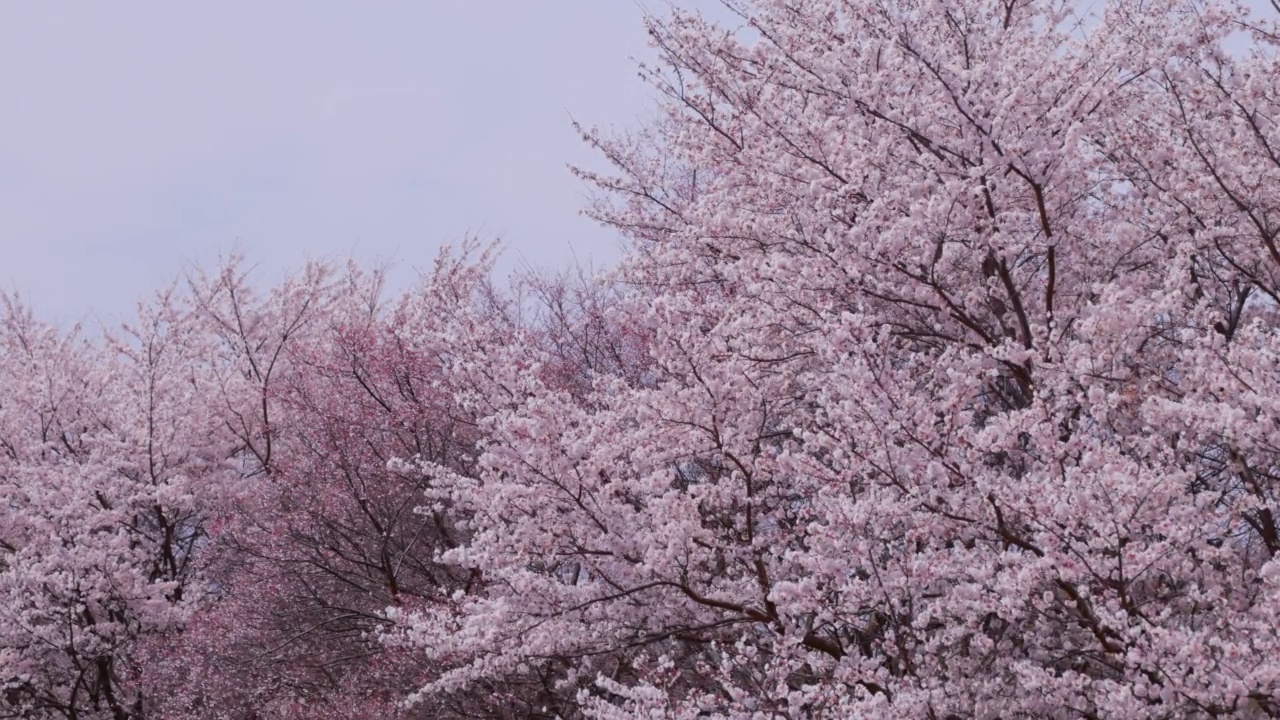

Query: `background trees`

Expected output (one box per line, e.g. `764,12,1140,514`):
141,259,497,719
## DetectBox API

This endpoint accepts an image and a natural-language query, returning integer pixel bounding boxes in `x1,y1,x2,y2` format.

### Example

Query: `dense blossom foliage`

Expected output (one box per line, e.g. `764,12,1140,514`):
3,0,1280,717
393,0,1280,717
0,287,243,719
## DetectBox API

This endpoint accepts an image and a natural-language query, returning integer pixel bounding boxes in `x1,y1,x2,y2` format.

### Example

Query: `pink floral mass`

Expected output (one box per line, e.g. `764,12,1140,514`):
3,0,1280,717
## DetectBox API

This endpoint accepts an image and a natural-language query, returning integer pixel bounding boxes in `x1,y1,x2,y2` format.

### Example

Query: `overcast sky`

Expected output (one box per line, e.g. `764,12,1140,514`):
5,3,1271,326
0,2,725,325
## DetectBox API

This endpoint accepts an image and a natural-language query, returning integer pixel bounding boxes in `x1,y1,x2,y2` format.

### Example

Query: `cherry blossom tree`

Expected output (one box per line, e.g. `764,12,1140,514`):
140,261,482,719
0,258,390,720
0,288,237,719
137,248,602,719
389,0,1280,717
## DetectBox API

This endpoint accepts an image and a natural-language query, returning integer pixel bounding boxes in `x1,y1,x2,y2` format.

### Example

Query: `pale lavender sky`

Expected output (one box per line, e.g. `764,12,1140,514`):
0,2,723,324
5,3,1270,326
